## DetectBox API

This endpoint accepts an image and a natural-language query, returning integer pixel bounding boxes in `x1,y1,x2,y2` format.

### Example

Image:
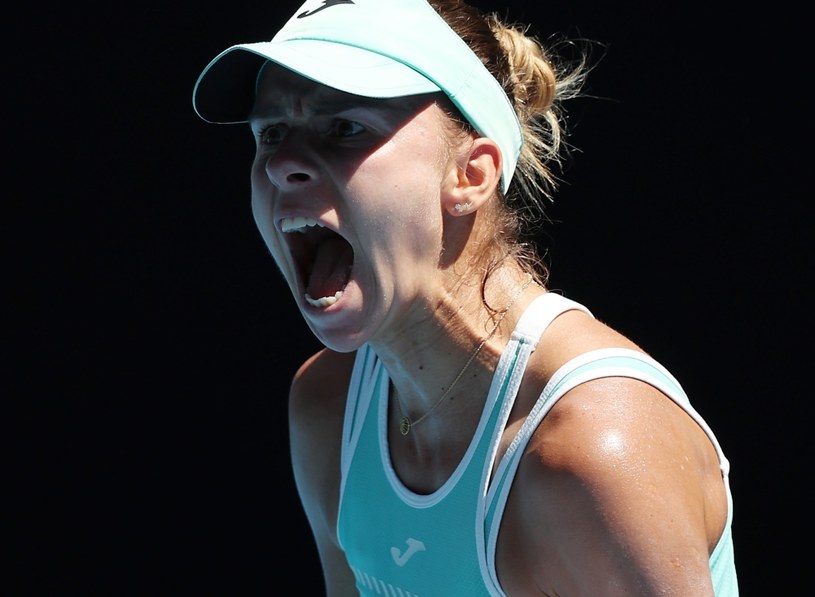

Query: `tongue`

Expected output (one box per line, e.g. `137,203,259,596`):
306,237,353,299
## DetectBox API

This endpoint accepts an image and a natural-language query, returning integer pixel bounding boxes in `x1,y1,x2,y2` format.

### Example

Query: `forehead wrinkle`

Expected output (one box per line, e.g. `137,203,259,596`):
249,73,384,123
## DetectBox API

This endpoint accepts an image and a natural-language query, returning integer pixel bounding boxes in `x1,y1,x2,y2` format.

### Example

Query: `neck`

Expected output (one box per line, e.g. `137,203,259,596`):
374,267,539,438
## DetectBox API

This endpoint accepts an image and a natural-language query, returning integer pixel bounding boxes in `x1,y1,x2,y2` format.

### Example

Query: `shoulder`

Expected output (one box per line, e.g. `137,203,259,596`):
514,377,723,592
499,301,727,593
526,373,720,492
289,348,358,462
289,347,358,424
288,349,357,535
522,307,719,510
530,305,726,542
288,347,357,483
288,349,361,590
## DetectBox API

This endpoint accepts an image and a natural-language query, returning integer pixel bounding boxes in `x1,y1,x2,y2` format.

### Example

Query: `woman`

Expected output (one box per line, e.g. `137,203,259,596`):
193,0,738,594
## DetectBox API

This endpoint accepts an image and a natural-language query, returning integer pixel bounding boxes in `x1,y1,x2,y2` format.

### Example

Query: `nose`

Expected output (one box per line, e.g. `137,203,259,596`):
264,133,320,190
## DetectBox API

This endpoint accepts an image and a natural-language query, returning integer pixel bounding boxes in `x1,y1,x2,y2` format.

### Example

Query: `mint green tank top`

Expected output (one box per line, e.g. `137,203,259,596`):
337,293,738,596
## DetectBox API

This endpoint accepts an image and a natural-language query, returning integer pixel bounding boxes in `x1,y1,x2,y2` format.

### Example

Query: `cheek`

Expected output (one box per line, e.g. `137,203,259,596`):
350,163,441,244
347,178,442,273
355,126,447,228
391,153,446,240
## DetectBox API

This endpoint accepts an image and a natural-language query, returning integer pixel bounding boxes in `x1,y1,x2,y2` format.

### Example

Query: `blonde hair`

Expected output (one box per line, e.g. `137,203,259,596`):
430,0,593,285
491,18,588,202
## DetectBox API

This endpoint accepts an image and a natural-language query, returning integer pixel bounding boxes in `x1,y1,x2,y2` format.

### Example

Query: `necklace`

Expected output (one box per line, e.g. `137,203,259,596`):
394,274,533,436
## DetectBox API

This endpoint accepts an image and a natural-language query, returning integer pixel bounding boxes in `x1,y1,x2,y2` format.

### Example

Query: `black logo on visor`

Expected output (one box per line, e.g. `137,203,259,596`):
298,0,354,18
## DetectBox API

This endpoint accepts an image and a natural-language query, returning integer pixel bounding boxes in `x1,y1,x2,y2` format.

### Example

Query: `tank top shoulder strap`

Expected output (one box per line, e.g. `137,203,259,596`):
341,344,383,476
511,292,594,348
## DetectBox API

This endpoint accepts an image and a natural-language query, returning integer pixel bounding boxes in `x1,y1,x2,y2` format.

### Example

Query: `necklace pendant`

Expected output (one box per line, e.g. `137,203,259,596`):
399,417,412,436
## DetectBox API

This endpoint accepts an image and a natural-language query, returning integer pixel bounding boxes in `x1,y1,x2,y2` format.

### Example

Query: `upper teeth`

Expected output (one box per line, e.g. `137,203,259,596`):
281,216,321,233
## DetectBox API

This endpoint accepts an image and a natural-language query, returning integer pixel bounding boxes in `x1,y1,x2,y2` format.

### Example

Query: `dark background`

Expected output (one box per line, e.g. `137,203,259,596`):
12,0,808,594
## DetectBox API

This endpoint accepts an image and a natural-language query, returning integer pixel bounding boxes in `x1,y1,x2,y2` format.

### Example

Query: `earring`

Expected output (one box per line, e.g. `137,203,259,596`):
454,202,471,212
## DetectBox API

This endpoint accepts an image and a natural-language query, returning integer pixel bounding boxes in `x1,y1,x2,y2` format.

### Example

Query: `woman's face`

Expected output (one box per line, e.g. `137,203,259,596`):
249,63,458,352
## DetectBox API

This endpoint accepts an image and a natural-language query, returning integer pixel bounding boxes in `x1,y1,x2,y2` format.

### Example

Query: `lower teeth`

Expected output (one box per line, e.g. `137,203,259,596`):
305,290,344,308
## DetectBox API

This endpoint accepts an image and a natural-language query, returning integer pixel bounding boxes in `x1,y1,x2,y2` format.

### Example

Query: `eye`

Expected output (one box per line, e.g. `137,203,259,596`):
330,119,365,138
258,123,288,145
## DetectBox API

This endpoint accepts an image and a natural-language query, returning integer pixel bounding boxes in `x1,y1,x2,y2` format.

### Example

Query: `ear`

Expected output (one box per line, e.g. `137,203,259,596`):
442,137,502,216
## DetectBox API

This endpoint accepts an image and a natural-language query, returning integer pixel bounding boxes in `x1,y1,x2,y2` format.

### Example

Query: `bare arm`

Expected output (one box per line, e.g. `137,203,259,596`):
289,348,359,596
499,375,728,596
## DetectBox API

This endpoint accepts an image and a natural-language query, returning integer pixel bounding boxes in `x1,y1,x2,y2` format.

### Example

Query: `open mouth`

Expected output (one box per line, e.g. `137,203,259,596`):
281,216,354,308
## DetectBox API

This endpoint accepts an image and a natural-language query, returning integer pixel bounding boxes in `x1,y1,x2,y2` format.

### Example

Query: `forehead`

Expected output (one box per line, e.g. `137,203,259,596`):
251,63,375,118
248,61,439,122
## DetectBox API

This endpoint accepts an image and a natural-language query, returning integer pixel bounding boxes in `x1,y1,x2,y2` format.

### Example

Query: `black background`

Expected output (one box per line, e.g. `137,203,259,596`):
11,0,809,594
